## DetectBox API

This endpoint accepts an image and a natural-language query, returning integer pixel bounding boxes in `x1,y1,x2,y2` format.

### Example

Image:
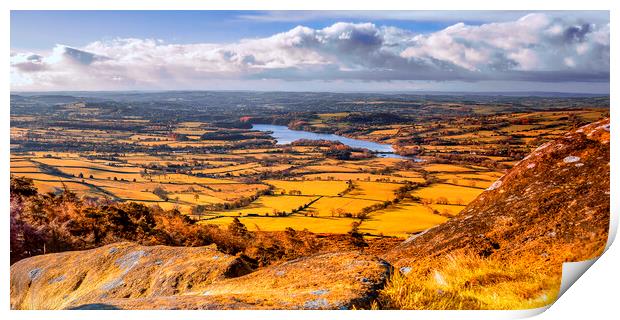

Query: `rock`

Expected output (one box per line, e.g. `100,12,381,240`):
486,180,502,191
399,266,412,275
385,118,610,268
27,268,43,281
10,242,252,310
563,155,580,163
304,298,329,309
11,244,392,310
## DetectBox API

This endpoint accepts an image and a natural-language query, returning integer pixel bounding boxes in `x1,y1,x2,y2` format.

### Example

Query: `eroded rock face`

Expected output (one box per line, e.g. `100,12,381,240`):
10,242,252,310
11,243,392,310
385,118,610,268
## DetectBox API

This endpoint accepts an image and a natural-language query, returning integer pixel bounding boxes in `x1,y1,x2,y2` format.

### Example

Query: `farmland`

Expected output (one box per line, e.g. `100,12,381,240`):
10,92,608,237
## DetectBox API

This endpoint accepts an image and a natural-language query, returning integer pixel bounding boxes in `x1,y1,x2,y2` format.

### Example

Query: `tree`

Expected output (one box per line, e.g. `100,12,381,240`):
435,196,449,205
228,217,250,239
191,205,207,219
348,222,368,249
10,176,38,197
152,185,169,201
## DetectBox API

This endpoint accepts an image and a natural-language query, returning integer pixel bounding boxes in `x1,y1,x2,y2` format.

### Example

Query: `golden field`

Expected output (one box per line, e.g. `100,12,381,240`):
11,107,603,239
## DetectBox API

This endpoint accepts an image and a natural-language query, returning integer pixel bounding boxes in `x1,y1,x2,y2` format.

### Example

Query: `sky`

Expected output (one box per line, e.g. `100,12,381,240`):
10,11,610,93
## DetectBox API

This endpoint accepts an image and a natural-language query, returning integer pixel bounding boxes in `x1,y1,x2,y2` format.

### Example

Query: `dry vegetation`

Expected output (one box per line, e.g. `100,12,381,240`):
378,251,560,310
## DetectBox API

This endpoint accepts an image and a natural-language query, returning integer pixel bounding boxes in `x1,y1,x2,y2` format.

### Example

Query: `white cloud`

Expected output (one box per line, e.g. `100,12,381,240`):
10,13,609,91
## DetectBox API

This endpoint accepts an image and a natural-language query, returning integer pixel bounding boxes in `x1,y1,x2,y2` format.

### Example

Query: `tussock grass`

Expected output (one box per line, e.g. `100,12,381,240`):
379,251,560,310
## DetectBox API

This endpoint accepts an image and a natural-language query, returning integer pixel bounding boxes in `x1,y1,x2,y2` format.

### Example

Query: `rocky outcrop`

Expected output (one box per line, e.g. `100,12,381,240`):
11,243,392,310
10,242,252,309
385,118,610,268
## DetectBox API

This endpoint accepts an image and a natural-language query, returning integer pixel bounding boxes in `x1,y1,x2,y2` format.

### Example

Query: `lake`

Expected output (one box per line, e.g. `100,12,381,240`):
252,124,407,159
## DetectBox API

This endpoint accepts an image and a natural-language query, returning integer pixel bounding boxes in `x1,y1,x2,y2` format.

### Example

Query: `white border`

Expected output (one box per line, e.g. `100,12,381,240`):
2,1,617,319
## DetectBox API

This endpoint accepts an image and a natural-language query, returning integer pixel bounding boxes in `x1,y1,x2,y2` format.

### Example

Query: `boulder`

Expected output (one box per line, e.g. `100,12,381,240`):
11,243,392,310
11,242,251,309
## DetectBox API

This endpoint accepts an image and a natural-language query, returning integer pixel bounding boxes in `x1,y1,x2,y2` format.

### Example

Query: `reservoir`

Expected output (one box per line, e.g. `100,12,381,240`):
252,124,405,158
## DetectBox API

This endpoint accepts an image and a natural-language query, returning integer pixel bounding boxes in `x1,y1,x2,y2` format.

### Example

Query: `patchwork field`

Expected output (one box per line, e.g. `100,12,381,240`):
11,99,604,239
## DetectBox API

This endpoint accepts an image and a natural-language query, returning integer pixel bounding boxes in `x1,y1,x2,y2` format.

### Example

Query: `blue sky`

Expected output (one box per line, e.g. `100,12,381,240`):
10,11,610,93
11,11,457,50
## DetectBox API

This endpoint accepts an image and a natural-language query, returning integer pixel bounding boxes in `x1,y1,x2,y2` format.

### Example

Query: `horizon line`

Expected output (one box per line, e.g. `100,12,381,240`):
10,89,610,96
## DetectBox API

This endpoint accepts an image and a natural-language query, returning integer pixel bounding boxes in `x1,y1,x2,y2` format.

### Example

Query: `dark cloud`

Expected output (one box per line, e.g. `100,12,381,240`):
61,46,108,65
563,24,592,43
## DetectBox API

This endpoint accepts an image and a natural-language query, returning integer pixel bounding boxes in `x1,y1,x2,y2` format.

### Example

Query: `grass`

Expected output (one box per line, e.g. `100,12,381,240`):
347,181,401,201
148,173,235,184
9,166,42,173
13,172,66,180
33,158,141,173
392,171,424,178
379,251,560,310
423,164,476,172
361,202,447,237
302,173,424,183
413,183,483,205
427,204,465,216
203,215,360,233
31,181,93,194
434,172,503,189
195,163,259,174
58,167,144,181
98,184,162,201
212,195,318,216
265,180,349,196
169,192,226,205
10,160,38,167
369,128,400,135
301,165,362,173
306,196,381,216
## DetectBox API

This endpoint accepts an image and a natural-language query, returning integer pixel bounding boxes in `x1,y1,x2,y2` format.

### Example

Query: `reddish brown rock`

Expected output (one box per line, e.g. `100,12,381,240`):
385,118,610,268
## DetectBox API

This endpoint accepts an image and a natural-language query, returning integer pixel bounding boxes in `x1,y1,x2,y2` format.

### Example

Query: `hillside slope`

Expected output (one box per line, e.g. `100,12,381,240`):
380,118,610,309
385,118,609,265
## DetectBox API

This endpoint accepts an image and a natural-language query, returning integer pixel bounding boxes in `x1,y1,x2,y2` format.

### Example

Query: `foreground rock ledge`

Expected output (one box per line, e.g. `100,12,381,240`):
11,243,392,310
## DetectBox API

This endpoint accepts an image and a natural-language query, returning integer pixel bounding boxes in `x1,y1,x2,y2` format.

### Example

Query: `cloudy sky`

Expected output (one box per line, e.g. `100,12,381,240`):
10,11,610,93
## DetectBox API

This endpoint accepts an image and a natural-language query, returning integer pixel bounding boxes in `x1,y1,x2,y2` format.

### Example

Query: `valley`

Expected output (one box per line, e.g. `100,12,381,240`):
10,92,608,238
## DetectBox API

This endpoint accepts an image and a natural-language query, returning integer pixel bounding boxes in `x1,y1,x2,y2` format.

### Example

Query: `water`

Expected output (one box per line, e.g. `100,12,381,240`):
252,124,407,159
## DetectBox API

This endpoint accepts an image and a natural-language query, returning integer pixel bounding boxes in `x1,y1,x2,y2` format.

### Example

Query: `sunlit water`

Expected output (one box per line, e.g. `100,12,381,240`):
252,124,409,159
